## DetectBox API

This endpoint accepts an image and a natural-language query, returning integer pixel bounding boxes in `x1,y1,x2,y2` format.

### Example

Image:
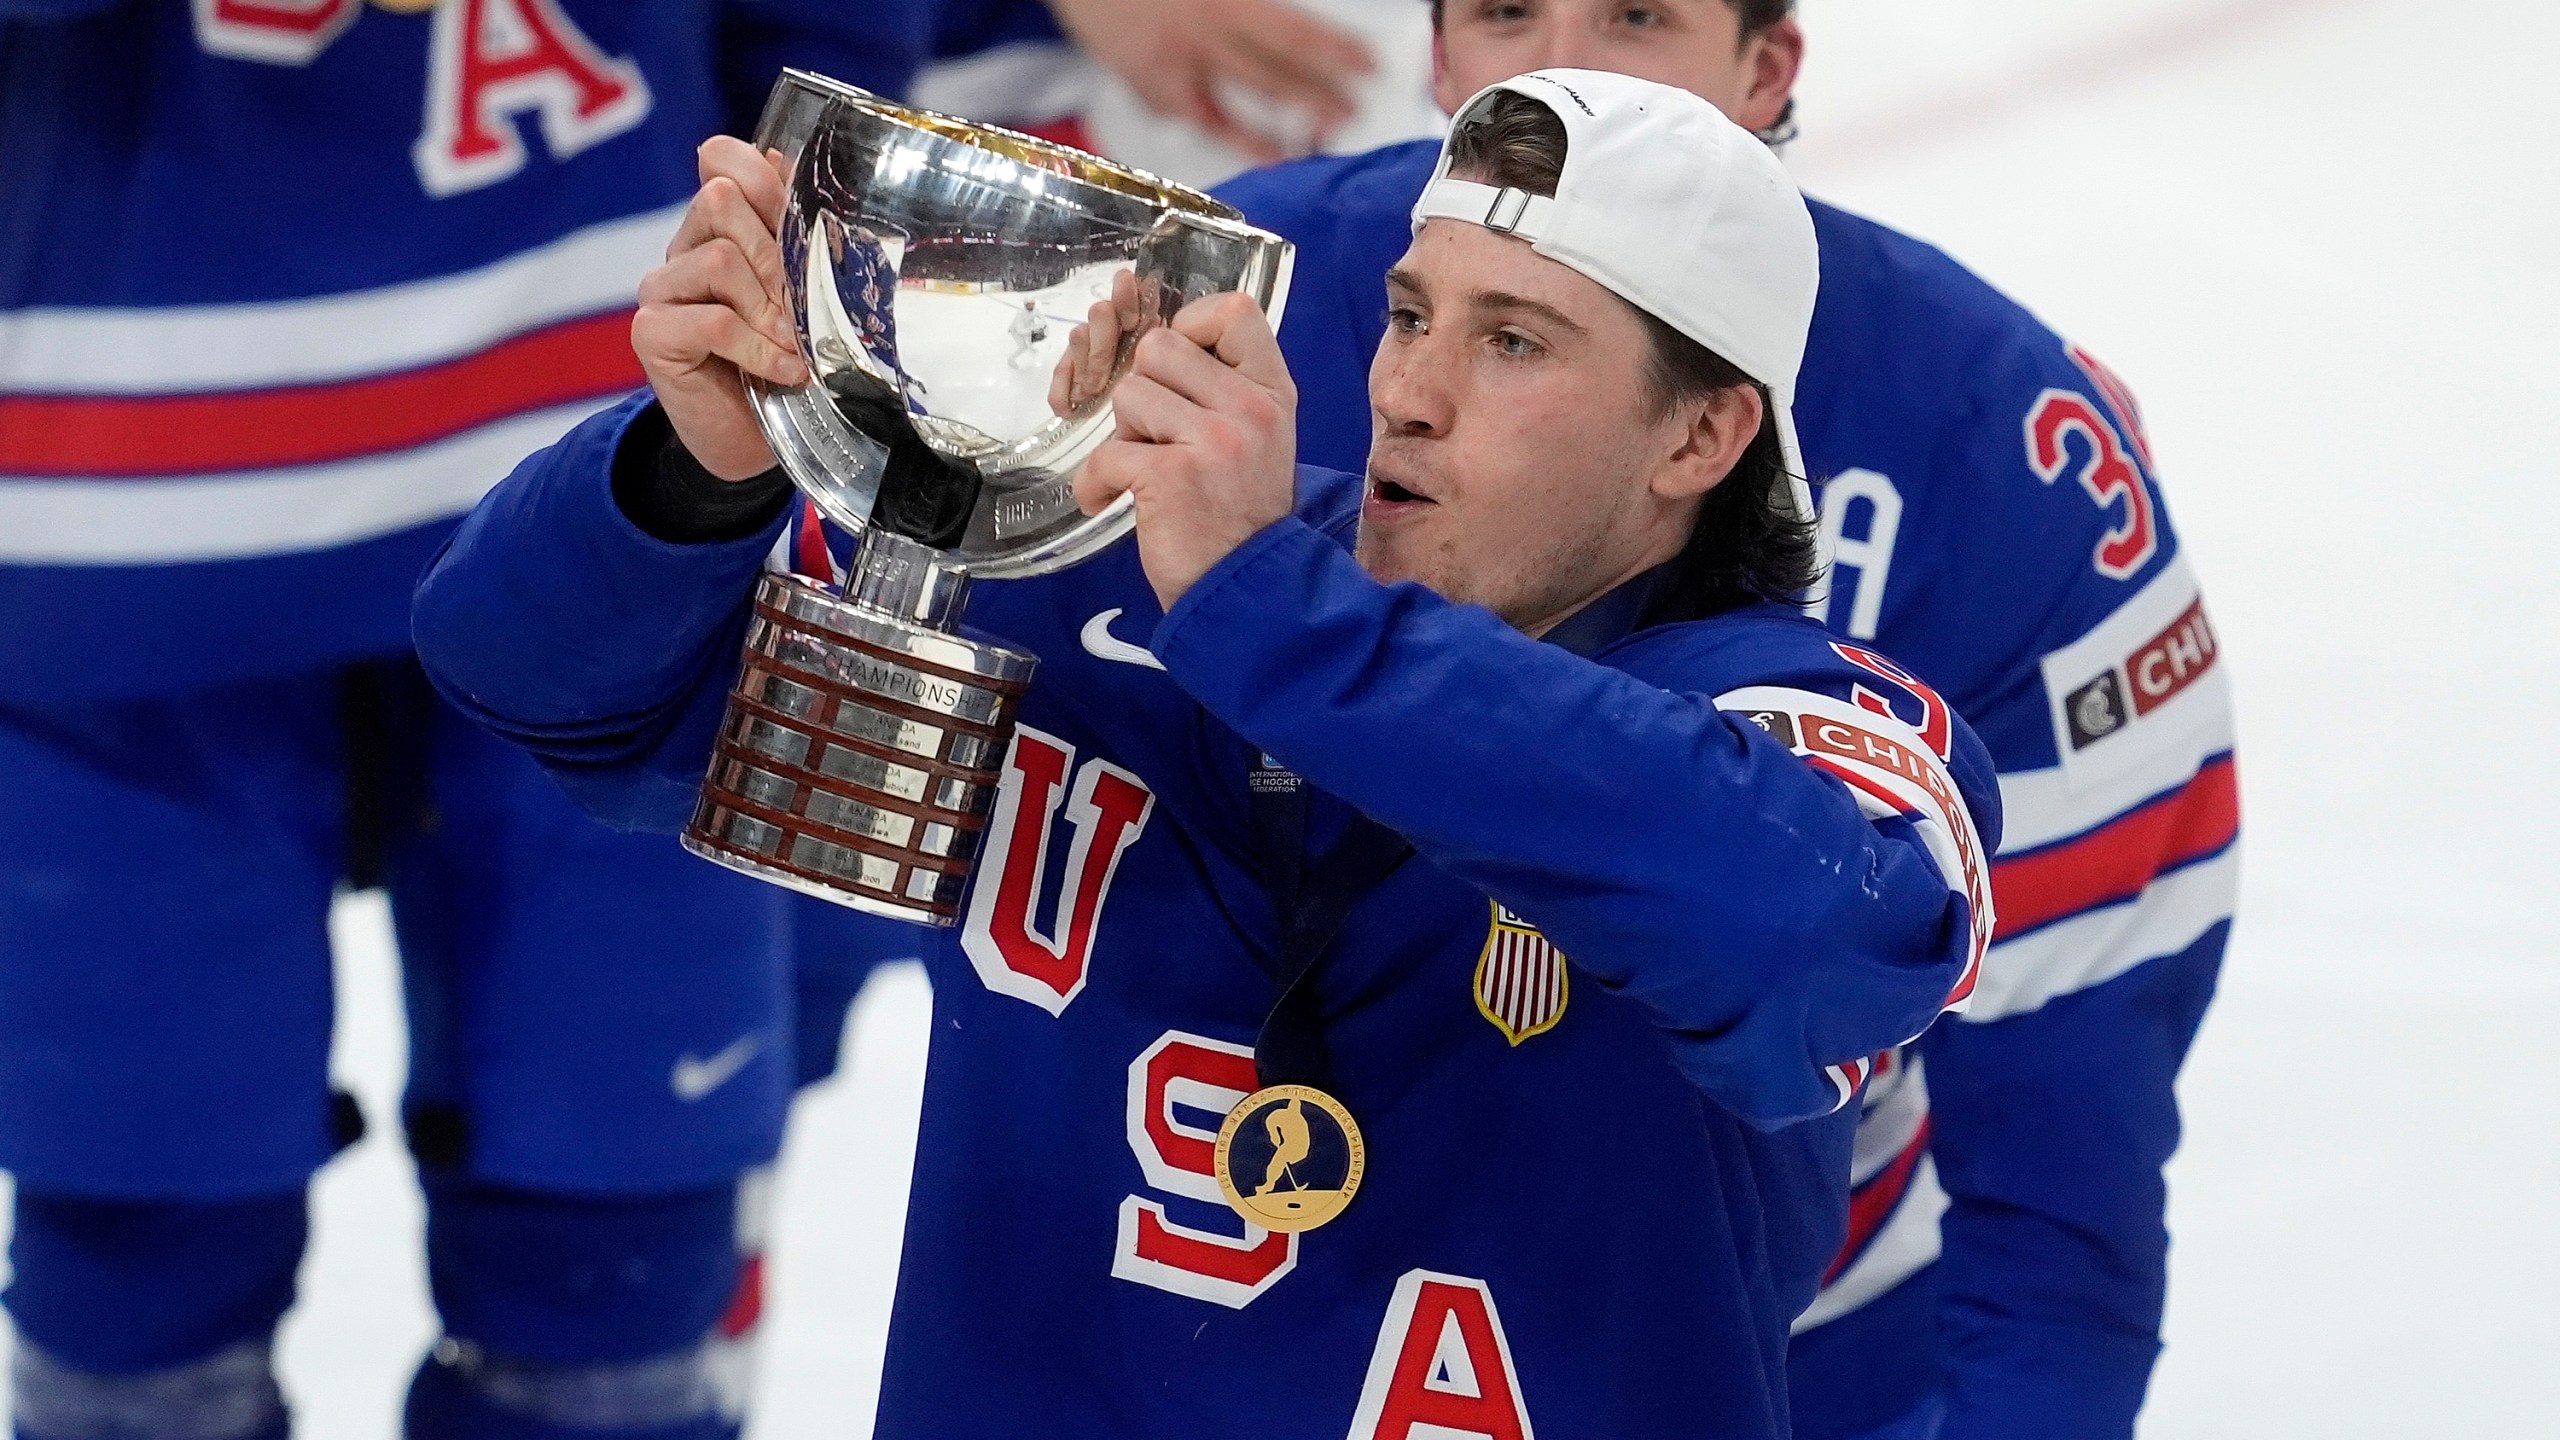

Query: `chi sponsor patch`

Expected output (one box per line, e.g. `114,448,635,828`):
1475,902,1569,1046
2064,596,2220,752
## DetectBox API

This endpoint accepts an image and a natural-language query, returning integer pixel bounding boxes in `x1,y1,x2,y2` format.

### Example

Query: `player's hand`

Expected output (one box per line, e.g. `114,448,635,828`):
1073,292,1296,610
1045,0,1375,163
632,137,808,482
1048,269,1159,420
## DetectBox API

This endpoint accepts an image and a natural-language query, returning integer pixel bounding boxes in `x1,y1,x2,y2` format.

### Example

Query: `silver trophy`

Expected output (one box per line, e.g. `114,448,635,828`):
681,71,1295,925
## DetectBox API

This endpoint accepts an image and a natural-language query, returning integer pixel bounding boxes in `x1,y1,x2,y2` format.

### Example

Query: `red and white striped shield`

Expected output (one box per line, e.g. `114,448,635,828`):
1474,902,1570,1046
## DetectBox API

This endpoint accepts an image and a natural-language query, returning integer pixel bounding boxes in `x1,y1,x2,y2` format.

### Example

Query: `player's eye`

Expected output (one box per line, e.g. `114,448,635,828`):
1476,1,1535,26
1385,306,1427,335
1618,5,1668,29
1492,328,1543,358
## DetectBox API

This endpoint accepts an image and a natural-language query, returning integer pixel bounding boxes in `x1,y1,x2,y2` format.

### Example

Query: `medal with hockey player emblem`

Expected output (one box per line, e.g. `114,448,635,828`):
1475,901,1570,1045
1214,1084,1365,1233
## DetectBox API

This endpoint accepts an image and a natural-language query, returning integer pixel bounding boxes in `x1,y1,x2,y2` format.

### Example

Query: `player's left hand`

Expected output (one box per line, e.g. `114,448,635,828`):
1073,292,1296,610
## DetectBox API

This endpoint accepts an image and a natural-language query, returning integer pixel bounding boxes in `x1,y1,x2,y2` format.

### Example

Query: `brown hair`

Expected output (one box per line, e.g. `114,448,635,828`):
1429,1,1796,40
1441,90,1820,614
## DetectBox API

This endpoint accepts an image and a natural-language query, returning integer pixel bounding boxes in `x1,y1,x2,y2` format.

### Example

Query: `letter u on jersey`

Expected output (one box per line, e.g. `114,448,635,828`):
962,725,1155,1015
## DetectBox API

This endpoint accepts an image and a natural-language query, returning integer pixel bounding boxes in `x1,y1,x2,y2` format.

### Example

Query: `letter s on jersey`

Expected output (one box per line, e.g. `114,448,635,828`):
962,725,1154,1016
1111,1032,1297,1308
192,0,652,198
1348,1271,1537,1440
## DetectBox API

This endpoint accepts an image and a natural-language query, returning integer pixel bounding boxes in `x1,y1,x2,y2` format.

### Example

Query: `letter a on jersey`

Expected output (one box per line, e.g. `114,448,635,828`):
963,725,1154,1015
414,0,652,196
1348,1271,1535,1440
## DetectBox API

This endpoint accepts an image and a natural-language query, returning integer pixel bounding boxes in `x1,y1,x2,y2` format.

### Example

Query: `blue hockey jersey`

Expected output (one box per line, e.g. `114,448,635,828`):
1215,140,2238,1439
0,0,932,702
413,391,2003,1440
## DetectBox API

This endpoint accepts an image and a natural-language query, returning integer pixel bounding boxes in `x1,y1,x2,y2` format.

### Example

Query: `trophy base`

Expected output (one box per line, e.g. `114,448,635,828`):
683,572,1035,926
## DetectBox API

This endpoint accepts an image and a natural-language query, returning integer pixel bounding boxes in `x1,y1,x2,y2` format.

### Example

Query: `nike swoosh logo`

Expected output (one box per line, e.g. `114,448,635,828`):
1079,609,1166,671
671,1034,765,1102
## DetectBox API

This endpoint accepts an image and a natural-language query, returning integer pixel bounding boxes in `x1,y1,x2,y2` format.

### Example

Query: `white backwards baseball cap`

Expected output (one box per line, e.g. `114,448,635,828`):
1411,69,1821,522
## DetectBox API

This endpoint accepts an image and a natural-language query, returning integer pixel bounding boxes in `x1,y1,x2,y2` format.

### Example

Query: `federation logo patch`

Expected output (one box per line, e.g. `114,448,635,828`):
1475,902,1570,1046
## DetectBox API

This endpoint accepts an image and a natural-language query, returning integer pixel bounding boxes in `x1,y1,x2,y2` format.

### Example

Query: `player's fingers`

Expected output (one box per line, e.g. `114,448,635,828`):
1130,324,1258,422
1166,293,1291,400
1048,326,1085,417
666,177,790,312
1108,371,1204,446
1213,28,1363,136
640,302,807,388
1074,438,1145,516
1190,86,1289,166
697,135,790,232
638,240,797,355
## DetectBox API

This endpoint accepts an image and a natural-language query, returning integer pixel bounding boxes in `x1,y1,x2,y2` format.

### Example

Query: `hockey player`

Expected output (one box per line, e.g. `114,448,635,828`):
1209,4,2241,1437
415,72,1999,1439
0,4,941,1438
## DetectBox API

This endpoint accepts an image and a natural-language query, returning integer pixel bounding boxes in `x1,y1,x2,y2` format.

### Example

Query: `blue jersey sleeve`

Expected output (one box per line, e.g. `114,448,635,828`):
411,393,780,830
1798,208,2239,1438
1152,515,1998,1130
1914,374,2236,1440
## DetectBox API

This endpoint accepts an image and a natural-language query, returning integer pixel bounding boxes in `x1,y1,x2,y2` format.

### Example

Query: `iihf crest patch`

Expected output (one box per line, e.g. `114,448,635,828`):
1475,901,1569,1045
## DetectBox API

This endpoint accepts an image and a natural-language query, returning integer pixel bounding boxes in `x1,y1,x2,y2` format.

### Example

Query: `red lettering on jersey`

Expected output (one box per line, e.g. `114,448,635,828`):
1830,641,1953,760
1111,1032,1297,1308
192,0,360,66
2068,344,2159,475
413,0,653,197
2025,389,2158,581
1349,1271,1535,1440
2127,597,2219,716
961,725,1154,1015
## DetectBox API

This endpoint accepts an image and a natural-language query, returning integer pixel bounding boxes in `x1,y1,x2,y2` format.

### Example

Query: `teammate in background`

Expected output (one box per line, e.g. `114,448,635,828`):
413,74,1999,1439
0,5,939,1438
918,0,1441,187
1212,4,2240,1437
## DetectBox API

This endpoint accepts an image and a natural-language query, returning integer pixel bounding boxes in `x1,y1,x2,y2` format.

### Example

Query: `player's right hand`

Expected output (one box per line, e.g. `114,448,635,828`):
632,136,808,482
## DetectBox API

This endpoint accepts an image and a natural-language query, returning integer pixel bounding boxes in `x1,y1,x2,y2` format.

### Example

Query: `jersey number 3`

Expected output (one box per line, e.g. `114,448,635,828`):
2024,384,2158,581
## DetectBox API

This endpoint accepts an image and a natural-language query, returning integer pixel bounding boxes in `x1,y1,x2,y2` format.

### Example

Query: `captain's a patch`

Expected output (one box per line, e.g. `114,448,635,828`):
1475,902,1569,1046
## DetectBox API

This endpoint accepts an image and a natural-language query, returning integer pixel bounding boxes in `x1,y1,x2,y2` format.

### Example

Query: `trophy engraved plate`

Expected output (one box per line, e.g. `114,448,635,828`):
681,70,1294,924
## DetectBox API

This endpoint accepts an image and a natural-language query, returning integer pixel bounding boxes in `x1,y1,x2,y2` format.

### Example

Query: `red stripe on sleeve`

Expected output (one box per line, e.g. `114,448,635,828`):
1825,1118,1932,1286
1992,754,2240,938
0,309,644,477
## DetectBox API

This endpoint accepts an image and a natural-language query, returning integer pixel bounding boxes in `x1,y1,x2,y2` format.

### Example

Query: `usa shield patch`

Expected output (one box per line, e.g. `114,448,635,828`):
1474,901,1569,1045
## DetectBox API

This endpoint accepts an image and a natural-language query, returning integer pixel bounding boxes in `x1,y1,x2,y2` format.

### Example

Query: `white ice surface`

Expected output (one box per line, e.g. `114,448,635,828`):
6,1,2555,1434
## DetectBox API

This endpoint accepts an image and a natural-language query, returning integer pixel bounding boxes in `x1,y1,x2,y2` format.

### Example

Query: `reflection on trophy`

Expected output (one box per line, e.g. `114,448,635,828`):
680,71,1296,925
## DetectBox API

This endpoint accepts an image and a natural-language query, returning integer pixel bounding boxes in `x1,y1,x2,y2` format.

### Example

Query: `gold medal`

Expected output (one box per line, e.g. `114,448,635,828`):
1213,1084,1365,1233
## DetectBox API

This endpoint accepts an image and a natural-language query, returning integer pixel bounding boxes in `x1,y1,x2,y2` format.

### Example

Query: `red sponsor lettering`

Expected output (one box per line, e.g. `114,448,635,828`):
2127,598,2219,716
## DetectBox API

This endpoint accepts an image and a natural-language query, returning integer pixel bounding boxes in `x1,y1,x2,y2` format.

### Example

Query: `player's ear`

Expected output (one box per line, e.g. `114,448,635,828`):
1652,385,1763,504
1734,20,1806,135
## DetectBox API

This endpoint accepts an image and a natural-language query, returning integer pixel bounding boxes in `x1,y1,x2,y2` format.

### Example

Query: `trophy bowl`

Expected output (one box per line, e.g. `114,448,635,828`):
681,71,1295,925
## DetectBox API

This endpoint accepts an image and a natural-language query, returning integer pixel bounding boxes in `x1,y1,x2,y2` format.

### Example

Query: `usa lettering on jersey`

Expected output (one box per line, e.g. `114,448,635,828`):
962,725,1154,1016
1111,1031,1297,1308
1347,1270,1536,1440
191,0,653,196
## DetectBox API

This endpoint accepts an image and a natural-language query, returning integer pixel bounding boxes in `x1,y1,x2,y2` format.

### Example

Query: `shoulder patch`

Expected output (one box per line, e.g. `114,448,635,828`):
1474,901,1569,1046
1718,684,1995,1025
